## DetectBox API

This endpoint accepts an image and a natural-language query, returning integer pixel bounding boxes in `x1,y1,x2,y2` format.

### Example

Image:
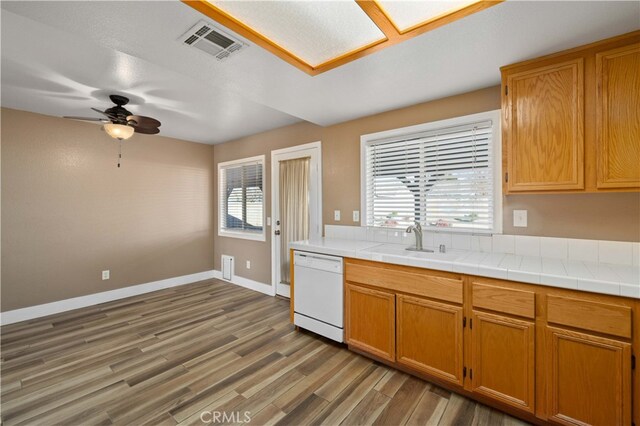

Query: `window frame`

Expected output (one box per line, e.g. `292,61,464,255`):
218,155,266,241
360,110,502,235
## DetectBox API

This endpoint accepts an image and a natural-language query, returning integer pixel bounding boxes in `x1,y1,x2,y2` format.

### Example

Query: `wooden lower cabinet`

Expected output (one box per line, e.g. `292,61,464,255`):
546,326,632,426
470,311,535,413
342,259,638,425
345,282,395,362
396,294,463,386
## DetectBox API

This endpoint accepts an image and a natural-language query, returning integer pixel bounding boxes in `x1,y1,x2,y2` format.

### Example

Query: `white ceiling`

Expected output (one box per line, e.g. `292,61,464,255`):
1,1,639,145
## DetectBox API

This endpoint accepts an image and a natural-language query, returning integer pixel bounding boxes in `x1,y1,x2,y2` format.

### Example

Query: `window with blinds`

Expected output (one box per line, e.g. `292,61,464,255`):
218,156,265,240
363,116,498,233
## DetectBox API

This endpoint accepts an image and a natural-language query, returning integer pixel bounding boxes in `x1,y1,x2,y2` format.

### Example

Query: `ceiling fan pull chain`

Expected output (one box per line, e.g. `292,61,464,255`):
118,140,122,168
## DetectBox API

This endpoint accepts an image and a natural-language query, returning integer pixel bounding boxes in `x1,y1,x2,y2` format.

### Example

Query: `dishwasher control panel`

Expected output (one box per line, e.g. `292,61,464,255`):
293,252,343,274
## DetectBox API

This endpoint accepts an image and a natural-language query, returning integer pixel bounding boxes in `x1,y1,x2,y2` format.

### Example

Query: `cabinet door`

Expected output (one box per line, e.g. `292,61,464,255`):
396,294,463,386
596,43,640,189
506,58,584,192
547,326,631,426
345,283,395,362
471,311,535,413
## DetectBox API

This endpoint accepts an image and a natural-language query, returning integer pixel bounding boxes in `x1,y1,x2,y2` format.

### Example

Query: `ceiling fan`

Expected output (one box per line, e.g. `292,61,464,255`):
64,94,162,167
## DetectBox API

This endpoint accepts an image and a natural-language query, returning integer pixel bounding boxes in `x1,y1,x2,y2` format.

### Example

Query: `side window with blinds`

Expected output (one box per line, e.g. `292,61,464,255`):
363,112,500,233
218,156,265,241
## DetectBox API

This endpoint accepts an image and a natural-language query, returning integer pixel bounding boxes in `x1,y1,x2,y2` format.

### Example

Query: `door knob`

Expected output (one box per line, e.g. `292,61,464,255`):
274,230,281,236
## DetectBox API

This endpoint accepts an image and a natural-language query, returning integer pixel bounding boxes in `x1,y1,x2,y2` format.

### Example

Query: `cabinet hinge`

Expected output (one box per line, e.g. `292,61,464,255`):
463,317,466,328
505,172,509,183
505,85,508,96
463,366,467,378
470,369,473,380
632,354,636,370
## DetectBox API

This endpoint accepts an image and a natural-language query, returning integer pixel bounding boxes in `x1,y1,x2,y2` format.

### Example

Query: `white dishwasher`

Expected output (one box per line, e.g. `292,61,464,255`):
293,251,344,342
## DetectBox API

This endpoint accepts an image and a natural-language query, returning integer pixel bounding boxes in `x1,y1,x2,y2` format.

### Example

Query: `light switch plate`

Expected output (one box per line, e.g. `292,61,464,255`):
246,260,251,269
353,210,360,222
102,270,110,280
513,210,528,227
334,210,341,221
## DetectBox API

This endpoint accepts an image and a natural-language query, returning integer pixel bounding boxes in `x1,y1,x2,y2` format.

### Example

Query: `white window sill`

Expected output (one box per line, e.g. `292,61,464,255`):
218,230,266,242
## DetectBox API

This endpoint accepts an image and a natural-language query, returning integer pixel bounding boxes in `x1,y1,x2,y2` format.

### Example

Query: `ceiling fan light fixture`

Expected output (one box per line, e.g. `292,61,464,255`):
103,123,134,140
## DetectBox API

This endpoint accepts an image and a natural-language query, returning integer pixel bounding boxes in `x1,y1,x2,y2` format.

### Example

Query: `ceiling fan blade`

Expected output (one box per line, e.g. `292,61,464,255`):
127,115,161,129
131,125,160,135
91,107,116,118
64,116,110,122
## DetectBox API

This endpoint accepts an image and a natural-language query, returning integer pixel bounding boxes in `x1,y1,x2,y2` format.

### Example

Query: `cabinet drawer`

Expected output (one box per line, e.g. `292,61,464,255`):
547,295,632,339
345,262,463,304
472,283,535,319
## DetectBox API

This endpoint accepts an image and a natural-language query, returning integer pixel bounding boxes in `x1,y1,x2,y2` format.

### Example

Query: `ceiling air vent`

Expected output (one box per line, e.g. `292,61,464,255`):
179,20,248,61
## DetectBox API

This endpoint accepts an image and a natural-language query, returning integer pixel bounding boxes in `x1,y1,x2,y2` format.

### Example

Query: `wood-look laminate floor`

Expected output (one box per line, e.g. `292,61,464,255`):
1,279,530,426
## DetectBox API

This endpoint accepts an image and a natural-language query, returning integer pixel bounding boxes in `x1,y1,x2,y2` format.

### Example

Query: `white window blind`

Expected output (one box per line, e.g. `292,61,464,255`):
219,157,264,239
364,119,495,233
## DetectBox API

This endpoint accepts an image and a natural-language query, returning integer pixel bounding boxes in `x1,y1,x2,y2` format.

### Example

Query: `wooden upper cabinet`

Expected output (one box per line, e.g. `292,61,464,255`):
502,31,640,193
546,326,632,426
396,294,464,387
504,58,585,192
471,311,535,413
596,43,640,189
345,283,395,362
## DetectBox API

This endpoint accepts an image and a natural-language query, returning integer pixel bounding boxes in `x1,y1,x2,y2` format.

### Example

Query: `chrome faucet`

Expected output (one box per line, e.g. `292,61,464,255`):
405,222,424,251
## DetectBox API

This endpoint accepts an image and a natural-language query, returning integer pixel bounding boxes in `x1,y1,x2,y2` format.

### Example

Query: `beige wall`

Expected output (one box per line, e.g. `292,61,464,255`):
1,108,215,311
4,85,639,308
216,86,640,286
322,86,503,229
503,193,640,241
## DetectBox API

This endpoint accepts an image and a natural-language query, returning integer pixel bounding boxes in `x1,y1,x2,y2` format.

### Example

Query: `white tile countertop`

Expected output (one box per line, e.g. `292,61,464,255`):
290,238,640,299
289,238,382,258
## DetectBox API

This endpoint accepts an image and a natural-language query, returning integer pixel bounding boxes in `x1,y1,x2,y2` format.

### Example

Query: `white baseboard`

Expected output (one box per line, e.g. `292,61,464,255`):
212,270,275,296
0,270,216,326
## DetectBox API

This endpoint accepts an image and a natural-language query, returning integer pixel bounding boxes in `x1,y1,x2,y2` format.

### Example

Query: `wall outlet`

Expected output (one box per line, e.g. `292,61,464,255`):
513,210,528,227
353,210,360,222
102,270,110,280
246,260,251,269
334,210,341,221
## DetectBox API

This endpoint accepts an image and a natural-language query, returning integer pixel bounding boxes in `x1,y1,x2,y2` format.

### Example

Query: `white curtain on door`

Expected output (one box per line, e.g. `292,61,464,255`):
279,157,310,284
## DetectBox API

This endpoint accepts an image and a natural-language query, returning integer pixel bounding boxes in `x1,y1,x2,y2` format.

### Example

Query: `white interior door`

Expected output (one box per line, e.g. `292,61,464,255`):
271,142,322,298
